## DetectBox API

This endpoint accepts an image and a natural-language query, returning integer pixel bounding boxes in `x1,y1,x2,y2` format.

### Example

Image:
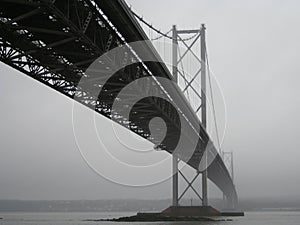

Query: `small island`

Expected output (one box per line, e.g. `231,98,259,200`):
85,213,232,222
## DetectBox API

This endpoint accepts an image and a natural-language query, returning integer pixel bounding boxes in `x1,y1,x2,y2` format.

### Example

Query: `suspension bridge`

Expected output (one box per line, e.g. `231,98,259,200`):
0,0,242,217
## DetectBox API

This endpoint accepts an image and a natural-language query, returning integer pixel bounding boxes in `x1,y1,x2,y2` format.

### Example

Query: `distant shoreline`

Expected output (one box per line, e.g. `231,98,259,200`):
0,199,300,213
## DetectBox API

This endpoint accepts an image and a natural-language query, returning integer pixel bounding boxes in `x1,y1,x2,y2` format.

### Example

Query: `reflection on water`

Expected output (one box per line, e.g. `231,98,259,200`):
0,211,300,225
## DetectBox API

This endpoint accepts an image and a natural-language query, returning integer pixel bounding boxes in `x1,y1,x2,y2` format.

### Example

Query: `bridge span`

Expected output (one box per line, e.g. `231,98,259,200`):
0,0,238,209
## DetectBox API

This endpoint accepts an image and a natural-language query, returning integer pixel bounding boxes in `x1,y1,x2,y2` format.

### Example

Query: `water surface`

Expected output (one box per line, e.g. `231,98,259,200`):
0,211,300,225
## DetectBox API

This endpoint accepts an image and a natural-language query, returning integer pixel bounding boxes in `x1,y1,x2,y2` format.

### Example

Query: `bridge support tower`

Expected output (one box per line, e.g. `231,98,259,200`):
171,24,209,209
222,151,236,209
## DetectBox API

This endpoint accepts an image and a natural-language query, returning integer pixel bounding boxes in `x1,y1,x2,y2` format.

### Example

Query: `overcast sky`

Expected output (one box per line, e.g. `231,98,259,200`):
0,0,300,201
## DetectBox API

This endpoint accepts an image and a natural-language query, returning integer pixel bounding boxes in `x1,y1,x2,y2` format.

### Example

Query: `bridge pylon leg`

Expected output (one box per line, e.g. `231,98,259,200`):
172,25,179,207
172,155,179,206
200,24,208,206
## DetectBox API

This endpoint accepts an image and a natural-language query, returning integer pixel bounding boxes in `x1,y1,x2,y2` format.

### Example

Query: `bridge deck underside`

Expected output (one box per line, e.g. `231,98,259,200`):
0,0,237,203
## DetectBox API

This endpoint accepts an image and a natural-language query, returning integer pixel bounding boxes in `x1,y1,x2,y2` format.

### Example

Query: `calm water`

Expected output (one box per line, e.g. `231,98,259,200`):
0,211,300,225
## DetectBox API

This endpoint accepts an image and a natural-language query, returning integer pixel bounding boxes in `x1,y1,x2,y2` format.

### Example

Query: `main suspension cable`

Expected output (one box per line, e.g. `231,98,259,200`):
130,8,201,42
130,9,173,40
150,29,172,41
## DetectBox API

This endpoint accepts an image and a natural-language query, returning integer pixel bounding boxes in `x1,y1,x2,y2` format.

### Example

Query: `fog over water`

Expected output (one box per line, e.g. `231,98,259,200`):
0,0,300,201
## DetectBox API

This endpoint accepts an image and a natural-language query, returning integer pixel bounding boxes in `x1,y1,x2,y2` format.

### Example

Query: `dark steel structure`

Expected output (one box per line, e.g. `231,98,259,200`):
0,0,238,207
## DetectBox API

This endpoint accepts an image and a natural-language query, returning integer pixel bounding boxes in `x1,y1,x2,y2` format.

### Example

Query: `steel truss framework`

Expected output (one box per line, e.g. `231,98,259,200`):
0,0,187,149
0,0,238,208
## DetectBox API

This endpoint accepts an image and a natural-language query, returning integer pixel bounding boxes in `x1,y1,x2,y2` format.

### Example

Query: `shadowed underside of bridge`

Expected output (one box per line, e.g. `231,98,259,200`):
0,0,238,205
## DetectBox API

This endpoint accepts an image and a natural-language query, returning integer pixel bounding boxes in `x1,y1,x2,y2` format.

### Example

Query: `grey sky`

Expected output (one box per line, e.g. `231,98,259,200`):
0,0,300,200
